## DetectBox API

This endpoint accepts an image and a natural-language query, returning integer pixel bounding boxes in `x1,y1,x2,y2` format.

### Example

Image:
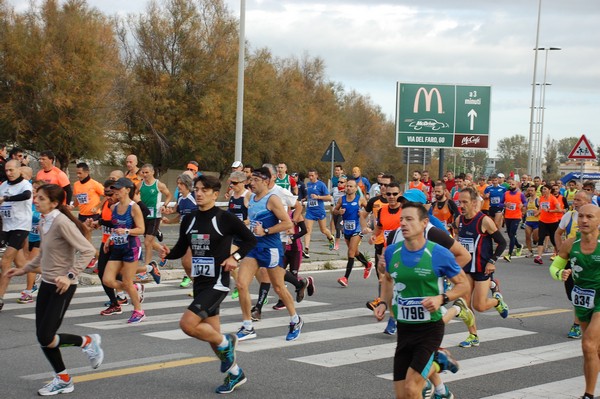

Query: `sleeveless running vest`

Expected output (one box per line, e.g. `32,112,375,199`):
111,201,140,248
275,174,292,191
569,238,600,311
140,180,161,219
248,193,280,248
228,190,248,222
457,212,492,273
341,194,361,235
525,197,539,222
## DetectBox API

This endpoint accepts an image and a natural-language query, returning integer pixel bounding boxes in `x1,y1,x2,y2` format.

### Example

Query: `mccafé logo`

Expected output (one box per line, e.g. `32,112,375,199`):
461,136,481,145
414,87,443,114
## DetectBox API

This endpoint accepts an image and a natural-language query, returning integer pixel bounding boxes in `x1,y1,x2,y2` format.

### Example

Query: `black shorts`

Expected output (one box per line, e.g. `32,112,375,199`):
463,267,492,282
144,218,161,236
187,285,228,320
488,207,503,216
3,230,28,250
394,320,444,381
29,240,40,251
78,214,100,223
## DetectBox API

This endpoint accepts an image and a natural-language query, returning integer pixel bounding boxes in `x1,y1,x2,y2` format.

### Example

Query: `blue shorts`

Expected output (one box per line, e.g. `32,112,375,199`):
246,246,284,268
109,239,142,263
525,221,539,230
306,208,326,221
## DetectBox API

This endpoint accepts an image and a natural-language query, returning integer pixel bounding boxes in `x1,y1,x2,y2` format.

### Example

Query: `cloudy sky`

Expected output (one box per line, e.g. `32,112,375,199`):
7,0,600,158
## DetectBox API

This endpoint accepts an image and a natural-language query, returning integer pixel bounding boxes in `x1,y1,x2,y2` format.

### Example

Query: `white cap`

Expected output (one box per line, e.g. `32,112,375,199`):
497,173,505,178
231,161,243,168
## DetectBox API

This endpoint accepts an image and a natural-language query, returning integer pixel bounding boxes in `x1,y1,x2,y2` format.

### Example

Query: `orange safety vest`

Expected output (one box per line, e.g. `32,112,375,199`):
504,190,524,220
377,205,401,247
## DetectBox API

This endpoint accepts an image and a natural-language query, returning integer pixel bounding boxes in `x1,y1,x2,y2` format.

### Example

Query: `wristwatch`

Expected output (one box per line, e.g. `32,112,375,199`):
263,228,270,235
67,272,76,280
441,293,449,305
232,252,242,262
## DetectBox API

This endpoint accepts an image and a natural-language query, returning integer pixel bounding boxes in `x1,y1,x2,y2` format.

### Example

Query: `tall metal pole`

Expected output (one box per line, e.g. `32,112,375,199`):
527,0,542,175
234,0,246,162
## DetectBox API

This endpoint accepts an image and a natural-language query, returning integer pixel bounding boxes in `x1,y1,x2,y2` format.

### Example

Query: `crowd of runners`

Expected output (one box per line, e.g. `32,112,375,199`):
0,146,598,399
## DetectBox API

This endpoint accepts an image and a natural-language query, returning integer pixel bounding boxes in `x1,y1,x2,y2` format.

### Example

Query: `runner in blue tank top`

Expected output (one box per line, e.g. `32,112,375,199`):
484,175,507,229
235,167,304,342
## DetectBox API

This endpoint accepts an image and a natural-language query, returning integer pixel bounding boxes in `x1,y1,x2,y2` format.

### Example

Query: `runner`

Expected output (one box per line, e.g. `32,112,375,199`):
330,175,347,251
502,179,526,262
534,184,562,265
275,163,298,195
456,186,509,348
35,150,72,204
160,174,256,394
72,162,104,223
524,186,540,258
303,169,335,258
549,204,600,399
0,160,33,310
101,178,146,323
5,184,101,396
554,190,593,339
226,171,250,298
373,202,470,399
19,180,43,304
124,154,142,187
137,164,172,275
332,179,369,287
431,182,460,235
484,174,507,230
235,167,302,341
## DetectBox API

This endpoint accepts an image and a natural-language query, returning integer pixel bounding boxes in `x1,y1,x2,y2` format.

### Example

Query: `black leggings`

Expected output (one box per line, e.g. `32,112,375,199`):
538,221,559,249
36,281,84,373
97,243,118,305
505,218,521,255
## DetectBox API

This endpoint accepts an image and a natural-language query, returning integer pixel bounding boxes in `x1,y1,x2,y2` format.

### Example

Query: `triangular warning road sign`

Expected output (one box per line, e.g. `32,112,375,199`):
568,135,596,160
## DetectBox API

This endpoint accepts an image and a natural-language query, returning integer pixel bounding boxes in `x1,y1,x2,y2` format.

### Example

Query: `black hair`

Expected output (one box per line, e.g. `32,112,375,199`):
401,202,429,221
194,174,222,192
39,150,56,160
76,162,89,171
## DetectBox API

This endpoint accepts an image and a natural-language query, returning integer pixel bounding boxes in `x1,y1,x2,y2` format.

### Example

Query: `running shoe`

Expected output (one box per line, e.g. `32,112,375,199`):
453,298,475,328
100,304,122,316
180,276,192,288
231,287,239,300
328,236,335,251
157,229,164,242
286,316,304,341
38,375,74,396
215,370,247,394
422,379,434,399
490,278,501,295
236,326,257,341
458,333,480,348
568,324,582,339
302,248,310,259
188,291,193,297
251,307,262,321
135,272,149,281
503,254,511,262
306,276,315,296
272,300,286,311
127,310,146,324
366,297,381,311
82,334,104,369
135,283,145,303
158,258,168,267
296,278,308,303
337,276,348,287
363,261,373,279
215,333,238,373
534,255,543,264
434,347,459,373
383,317,397,335
117,295,129,306
493,292,509,318
334,242,339,251
434,386,455,399
86,257,97,269
148,261,161,284
17,292,34,304
31,284,39,294
515,245,523,257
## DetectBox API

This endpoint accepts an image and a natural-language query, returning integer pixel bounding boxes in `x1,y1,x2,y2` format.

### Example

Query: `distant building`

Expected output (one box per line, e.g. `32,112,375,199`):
559,160,600,177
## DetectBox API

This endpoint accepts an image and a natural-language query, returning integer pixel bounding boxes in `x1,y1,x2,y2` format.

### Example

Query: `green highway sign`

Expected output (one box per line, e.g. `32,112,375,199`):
396,83,491,149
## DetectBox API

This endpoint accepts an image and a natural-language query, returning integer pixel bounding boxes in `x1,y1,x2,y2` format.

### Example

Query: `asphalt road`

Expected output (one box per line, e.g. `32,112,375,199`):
0,239,588,399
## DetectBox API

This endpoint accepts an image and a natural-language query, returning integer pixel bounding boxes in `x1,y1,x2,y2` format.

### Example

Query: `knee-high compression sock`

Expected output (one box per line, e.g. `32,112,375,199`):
345,258,355,279
356,252,369,266
284,270,302,290
255,283,270,311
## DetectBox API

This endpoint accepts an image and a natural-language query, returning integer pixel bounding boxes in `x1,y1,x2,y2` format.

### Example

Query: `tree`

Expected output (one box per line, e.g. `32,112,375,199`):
544,137,559,179
556,137,579,163
495,134,529,175
0,0,122,168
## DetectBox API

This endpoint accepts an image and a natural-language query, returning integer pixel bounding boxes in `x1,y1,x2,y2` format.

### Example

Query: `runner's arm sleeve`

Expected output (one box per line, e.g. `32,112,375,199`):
3,190,31,202
549,256,568,281
62,184,73,204
292,220,307,241
447,199,460,218
491,230,507,260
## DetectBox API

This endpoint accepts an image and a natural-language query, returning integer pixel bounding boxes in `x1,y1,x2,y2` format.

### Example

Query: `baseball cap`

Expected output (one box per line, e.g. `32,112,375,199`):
110,177,134,190
231,161,243,168
497,173,505,178
401,189,427,204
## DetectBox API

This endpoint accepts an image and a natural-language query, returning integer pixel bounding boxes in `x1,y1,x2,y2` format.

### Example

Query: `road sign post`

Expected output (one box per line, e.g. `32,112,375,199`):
396,82,491,149
321,140,345,190
567,134,597,185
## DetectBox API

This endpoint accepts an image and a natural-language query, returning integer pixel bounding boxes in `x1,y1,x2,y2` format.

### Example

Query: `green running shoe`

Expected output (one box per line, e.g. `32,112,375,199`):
180,276,192,288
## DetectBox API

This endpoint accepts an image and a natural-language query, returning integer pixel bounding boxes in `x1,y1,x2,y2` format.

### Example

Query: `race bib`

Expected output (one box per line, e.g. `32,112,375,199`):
31,225,39,235
506,202,517,211
540,202,550,211
102,225,111,235
308,199,318,207
110,232,129,246
344,220,356,231
148,208,155,218
459,237,475,253
572,286,595,309
526,210,535,217
490,197,500,205
397,297,431,322
384,230,394,240
191,257,215,277
76,193,89,204
0,205,12,218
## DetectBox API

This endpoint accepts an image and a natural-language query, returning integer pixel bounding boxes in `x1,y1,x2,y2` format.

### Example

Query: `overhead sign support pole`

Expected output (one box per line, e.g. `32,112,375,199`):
320,140,345,191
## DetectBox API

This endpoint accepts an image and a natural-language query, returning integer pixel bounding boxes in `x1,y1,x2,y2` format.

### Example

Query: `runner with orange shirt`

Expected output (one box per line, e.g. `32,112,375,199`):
35,150,72,204
72,163,104,223
534,184,563,264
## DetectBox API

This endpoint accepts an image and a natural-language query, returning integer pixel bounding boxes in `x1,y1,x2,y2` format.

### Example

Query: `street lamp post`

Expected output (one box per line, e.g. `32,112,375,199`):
234,0,246,163
527,0,542,176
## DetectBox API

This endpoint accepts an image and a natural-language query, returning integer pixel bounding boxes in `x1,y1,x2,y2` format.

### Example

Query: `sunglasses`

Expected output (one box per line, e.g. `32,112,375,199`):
229,181,243,185
386,192,400,197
